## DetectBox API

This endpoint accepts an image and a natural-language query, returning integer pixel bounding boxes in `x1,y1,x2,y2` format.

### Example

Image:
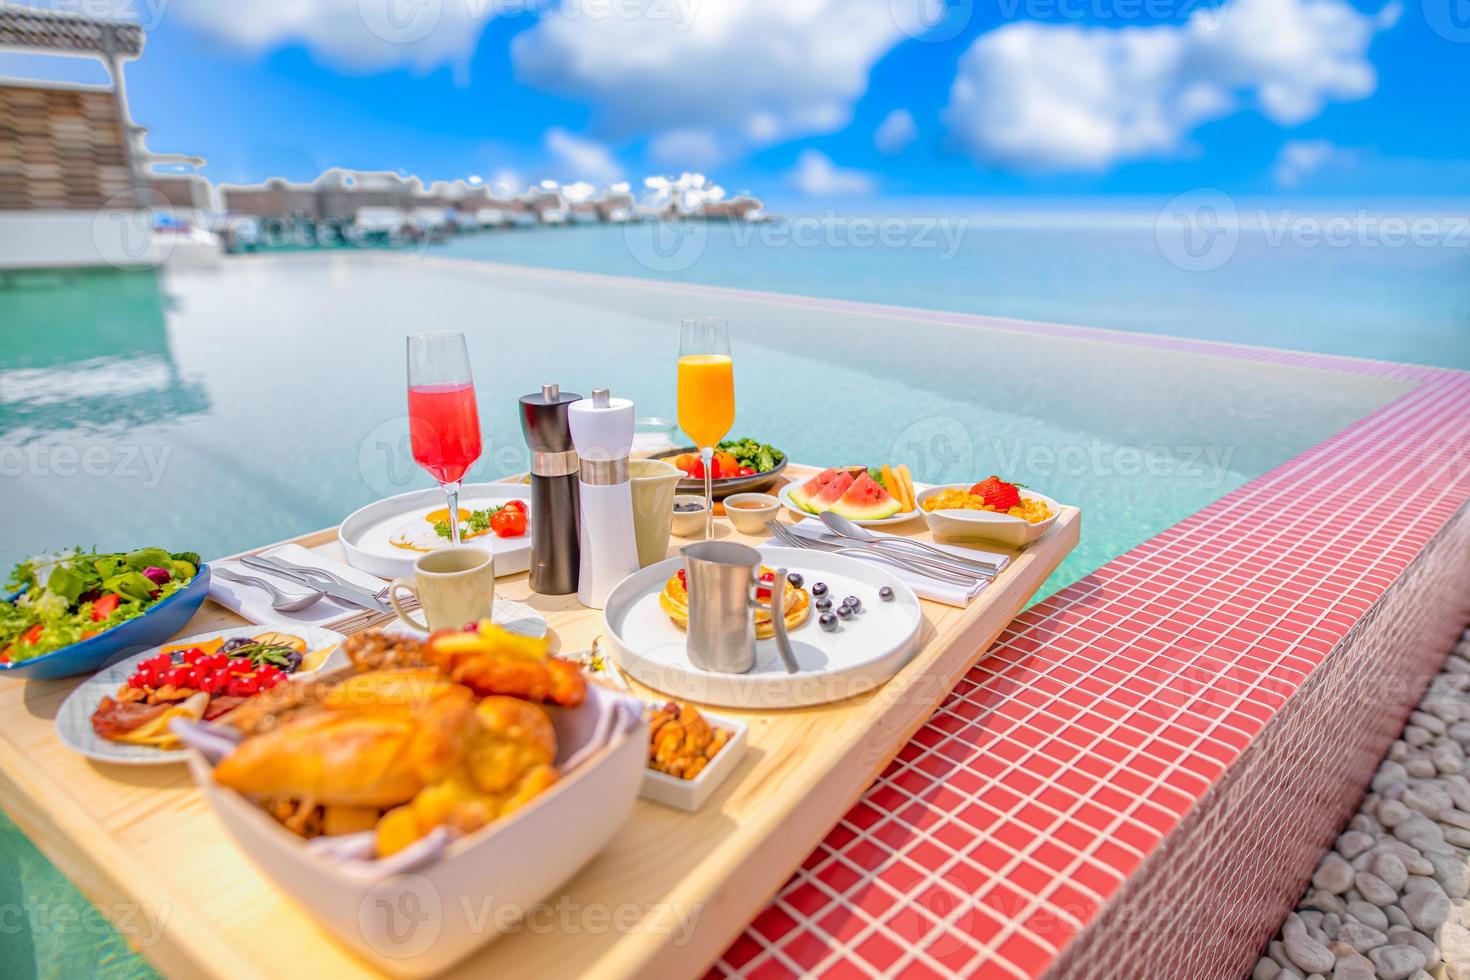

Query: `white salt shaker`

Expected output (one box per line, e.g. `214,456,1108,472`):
568,388,639,609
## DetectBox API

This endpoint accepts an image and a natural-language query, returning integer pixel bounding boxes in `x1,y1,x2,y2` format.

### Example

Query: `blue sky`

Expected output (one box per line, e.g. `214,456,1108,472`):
6,0,1468,206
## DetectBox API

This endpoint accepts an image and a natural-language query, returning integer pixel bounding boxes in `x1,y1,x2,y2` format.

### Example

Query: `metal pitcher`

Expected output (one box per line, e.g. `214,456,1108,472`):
682,541,799,675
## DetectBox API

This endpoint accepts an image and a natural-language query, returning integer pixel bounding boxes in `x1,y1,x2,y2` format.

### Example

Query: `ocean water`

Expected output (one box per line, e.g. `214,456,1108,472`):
0,231,1440,976
433,216,1470,369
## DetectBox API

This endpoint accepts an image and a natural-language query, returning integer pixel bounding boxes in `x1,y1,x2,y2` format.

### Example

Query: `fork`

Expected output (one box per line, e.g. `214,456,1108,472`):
768,521,980,587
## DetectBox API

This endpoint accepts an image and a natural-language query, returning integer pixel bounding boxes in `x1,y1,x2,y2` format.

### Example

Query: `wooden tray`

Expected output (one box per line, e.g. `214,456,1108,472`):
0,464,1078,979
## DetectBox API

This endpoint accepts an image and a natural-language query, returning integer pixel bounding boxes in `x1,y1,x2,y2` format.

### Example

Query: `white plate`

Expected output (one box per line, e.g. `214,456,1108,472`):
776,482,921,528
601,546,922,708
56,625,347,766
915,485,1060,548
339,483,532,581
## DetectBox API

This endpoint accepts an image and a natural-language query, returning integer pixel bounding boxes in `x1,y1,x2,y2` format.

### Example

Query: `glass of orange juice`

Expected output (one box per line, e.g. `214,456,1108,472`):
677,316,734,539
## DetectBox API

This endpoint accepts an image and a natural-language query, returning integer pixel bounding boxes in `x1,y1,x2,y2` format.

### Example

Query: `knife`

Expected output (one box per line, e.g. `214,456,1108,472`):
240,555,392,613
781,525,999,580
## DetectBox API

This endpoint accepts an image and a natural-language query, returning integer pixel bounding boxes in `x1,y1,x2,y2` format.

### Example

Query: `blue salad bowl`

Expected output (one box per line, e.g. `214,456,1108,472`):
0,564,212,680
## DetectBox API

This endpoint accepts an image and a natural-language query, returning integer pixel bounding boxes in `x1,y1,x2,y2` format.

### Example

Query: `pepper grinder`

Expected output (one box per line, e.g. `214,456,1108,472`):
519,383,582,595
568,388,639,609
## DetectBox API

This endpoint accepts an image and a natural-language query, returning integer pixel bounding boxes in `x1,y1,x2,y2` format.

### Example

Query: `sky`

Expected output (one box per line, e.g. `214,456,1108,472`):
4,0,1468,207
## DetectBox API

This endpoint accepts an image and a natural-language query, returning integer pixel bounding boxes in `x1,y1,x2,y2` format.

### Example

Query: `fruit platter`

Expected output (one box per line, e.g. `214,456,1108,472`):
655,436,788,499
779,463,921,526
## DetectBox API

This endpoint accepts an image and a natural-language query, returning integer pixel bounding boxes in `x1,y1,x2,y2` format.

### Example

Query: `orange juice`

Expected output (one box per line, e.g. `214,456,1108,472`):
677,354,735,449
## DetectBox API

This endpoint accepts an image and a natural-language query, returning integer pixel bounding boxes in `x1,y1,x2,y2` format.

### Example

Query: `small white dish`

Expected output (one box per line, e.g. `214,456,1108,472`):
776,483,921,528
915,485,1060,548
339,484,532,581
601,546,922,708
56,625,347,766
640,709,749,811
670,494,709,538
723,492,780,534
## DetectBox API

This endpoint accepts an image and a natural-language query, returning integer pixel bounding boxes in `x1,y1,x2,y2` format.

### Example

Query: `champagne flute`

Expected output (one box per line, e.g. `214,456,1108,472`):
407,332,482,546
677,316,734,540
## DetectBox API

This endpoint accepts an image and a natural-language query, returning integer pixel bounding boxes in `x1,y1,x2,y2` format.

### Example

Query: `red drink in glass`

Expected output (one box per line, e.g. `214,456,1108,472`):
408,382,482,484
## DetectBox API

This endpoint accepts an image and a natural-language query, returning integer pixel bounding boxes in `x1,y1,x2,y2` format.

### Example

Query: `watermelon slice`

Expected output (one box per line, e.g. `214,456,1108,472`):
788,467,855,514
831,472,902,521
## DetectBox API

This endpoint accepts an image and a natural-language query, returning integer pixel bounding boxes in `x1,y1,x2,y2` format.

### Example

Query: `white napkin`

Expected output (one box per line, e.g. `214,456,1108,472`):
784,519,1008,607
207,543,409,632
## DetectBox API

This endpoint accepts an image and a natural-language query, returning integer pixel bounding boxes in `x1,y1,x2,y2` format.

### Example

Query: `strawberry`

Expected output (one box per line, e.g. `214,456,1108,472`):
970,475,1022,512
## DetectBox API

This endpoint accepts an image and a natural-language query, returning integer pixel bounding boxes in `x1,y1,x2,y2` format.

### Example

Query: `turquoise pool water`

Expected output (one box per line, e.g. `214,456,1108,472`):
433,218,1470,370
0,252,1424,976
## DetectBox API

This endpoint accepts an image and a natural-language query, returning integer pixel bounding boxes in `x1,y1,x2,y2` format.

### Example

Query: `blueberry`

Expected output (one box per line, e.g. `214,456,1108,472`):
819,612,838,632
815,596,832,612
836,604,854,621
787,572,804,588
843,596,861,613
879,585,895,602
811,581,828,598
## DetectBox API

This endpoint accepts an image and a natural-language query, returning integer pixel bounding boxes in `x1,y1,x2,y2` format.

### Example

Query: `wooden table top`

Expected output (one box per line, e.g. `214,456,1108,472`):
0,468,1078,979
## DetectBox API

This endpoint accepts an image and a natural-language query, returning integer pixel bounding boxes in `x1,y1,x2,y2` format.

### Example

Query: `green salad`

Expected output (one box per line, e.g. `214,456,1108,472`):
1,548,199,663
717,437,785,474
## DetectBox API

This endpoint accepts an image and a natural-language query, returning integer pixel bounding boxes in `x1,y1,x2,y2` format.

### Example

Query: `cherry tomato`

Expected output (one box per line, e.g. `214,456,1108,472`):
503,499,527,514
737,466,755,477
127,673,147,689
20,624,42,646
228,657,254,674
490,507,527,537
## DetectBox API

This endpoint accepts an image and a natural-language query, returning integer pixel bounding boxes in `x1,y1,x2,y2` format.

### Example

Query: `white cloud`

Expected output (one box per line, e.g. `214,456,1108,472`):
544,128,623,185
164,0,497,75
513,0,939,155
787,150,876,197
1273,139,1351,187
874,109,919,155
648,129,725,171
943,0,1397,172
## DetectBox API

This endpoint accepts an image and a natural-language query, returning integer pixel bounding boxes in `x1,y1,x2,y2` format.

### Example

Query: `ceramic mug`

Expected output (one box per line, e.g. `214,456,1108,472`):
389,546,495,633
628,458,683,567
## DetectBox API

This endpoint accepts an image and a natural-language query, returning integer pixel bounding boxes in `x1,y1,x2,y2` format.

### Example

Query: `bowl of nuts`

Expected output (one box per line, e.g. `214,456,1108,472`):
640,701,749,811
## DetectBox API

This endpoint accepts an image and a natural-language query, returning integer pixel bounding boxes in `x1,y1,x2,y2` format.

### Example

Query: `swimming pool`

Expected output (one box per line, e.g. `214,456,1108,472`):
0,253,1422,977
433,219,1470,370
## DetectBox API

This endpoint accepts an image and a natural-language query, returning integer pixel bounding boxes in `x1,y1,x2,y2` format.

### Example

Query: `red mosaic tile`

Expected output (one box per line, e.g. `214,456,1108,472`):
711,340,1470,979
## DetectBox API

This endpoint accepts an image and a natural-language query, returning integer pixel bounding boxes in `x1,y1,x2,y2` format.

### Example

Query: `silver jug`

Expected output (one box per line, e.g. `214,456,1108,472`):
682,541,799,675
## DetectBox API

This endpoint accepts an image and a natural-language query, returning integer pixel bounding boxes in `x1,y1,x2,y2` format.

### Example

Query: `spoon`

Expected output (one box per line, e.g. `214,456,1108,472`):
213,568,326,613
817,511,1002,575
